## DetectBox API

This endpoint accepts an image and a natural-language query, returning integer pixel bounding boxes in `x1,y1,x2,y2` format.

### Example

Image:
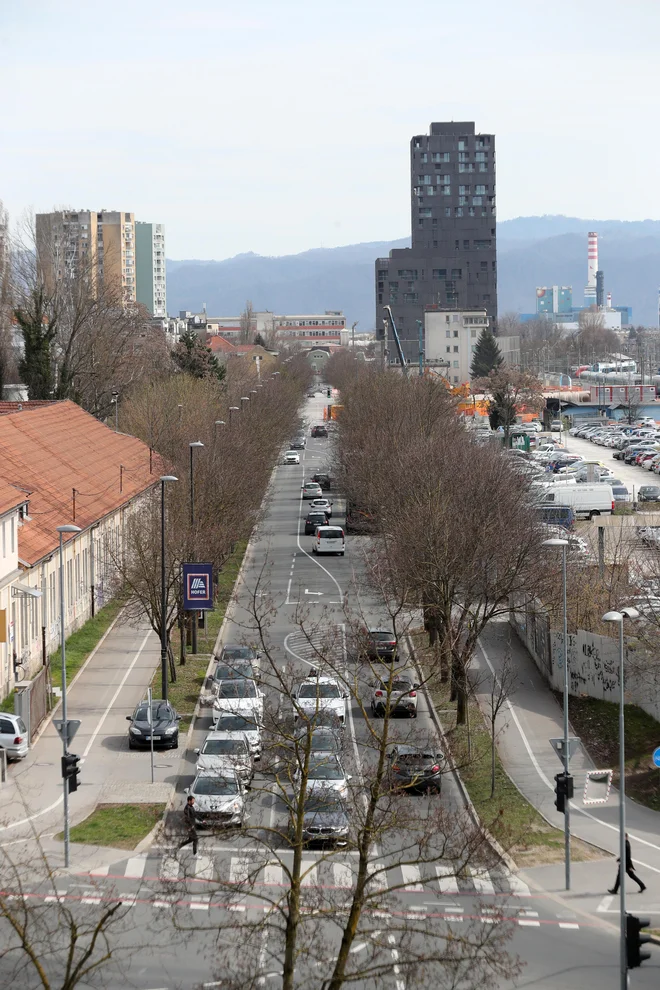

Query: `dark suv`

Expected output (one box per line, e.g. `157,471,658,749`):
311,473,332,491
311,426,328,438
364,629,398,662
387,745,443,794
305,510,329,534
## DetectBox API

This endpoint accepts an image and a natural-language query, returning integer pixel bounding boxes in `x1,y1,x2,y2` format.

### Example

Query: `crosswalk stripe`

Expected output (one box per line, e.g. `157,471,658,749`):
332,863,353,888
401,864,423,892
264,863,284,887
435,865,459,893
124,855,147,879
81,896,101,905
301,859,318,886
90,865,109,877
558,922,579,930
518,919,541,927
194,856,214,880
159,857,181,882
470,869,495,895
230,856,252,885
367,863,388,890
505,873,531,897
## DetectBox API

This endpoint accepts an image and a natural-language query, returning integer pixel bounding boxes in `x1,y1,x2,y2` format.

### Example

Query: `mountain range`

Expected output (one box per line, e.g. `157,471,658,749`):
166,217,660,329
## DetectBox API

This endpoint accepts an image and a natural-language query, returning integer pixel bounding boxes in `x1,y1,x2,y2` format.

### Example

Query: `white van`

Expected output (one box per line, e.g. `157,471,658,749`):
540,484,615,520
313,525,345,555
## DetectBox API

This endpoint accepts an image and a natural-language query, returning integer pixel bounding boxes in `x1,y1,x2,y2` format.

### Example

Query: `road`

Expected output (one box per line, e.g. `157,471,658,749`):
3,399,657,989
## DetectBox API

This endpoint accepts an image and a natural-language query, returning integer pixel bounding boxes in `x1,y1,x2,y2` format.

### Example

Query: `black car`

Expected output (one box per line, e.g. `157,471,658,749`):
387,745,443,793
638,486,660,502
311,473,333,491
311,426,328,438
364,629,398,662
298,790,350,846
305,510,329,535
290,437,306,449
127,700,181,749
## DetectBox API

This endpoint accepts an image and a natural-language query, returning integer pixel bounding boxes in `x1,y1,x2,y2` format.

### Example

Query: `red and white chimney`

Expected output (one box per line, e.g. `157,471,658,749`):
585,231,598,306
606,291,612,309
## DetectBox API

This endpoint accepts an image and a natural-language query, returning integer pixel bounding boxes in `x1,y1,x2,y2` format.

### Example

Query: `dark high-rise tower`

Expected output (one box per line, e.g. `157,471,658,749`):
375,121,497,360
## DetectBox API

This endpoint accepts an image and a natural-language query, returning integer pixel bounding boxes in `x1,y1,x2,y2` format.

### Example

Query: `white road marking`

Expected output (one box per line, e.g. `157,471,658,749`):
558,922,580,929
597,895,614,913
229,856,251,885
124,855,147,878
159,857,180,882
89,865,109,877
435,865,458,893
194,856,214,880
81,895,101,905
368,864,388,890
505,873,531,897
470,869,495,895
264,863,284,886
401,864,423,891
518,919,541,927
301,859,318,886
333,863,353,888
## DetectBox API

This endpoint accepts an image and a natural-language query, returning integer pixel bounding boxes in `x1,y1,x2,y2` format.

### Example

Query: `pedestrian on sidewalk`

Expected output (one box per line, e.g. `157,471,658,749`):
178,795,198,855
609,833,646,894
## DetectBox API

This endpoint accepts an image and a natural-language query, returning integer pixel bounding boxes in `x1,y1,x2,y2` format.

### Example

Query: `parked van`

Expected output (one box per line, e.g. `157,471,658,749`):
313,525,345,555
536,505,576,529
540,484,615,520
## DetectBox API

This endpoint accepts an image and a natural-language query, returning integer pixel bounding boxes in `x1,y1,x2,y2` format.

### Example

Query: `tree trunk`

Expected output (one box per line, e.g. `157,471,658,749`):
490,717,496,798
179,611,186,665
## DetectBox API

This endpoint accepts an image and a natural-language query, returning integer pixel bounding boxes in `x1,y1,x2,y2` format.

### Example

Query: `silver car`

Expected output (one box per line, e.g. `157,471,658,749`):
370,674,419,718
195,730,253,786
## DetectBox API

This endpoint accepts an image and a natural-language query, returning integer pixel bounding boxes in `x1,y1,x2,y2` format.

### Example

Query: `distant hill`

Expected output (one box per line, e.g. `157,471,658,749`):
166,217,660,328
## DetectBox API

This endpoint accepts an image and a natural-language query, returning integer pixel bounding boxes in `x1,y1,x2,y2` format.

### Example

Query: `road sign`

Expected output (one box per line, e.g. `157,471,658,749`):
549,737,581,761
653,747,660,768
54,719,81,746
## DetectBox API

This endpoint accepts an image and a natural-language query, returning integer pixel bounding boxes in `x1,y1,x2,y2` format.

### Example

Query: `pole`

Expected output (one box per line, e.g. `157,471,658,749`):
59,532,70,869
417,319,423,377
160,479,168,702
148,685,154,784
618,617,628,990
190,445,197,655
561,543,571,890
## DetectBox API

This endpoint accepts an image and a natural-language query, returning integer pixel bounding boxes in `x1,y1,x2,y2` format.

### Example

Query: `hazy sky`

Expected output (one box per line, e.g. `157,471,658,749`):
3,0,659,259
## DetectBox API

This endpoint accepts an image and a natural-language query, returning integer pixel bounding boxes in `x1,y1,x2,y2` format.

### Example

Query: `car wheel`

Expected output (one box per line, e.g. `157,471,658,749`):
411,711,417,718
340,551,345,556
128,739,136,750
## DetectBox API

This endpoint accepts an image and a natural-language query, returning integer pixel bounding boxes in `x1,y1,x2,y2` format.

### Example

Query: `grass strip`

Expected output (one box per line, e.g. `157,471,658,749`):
151,541,247,714
559,693,660,812
60,803,166,850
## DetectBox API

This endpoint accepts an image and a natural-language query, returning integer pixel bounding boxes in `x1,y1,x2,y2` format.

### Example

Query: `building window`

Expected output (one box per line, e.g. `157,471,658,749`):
468,207,475,217
442,186,451,195
397,270,417,279
458,196,467,206
475,152,486,162
453,345,459,352
451,269,462,278
445,208,451,217
463,240,470,249
419,208,432,217
476,184,486,195
378,269,388,278
403,293,418,303
433,269,447,279
453,361,459,368
471,329,477,337
418,219,425,227
10,518,14,554
455,208,463,217
432,218,437,226
432,240,438,248
453,330,459,337
479,163,487,172
458,185,469,195
378,293,383,303
458,140,466,150
474,240,492,250
420,152,427,163
483,294,491,303
445,330,451,338
446,346,451,353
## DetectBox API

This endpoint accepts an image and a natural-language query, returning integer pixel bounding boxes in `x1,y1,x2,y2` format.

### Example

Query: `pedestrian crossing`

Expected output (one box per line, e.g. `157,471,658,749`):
82,849,533,899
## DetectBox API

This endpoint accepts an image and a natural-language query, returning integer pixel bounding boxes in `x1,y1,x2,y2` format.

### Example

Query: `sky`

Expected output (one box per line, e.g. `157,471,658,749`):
2,0,660,260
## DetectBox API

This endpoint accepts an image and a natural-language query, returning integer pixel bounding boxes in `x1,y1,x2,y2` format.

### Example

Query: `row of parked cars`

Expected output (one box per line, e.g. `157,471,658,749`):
571,422,660,495
183,639,442,837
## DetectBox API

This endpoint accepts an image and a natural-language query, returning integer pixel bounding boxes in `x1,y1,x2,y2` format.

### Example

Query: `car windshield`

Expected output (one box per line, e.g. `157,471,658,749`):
389,680,413,692
135,703,172,721
309,760,343,779
201,739,247,756
218,681,257,699
310,732,339,751
214,663,253,681
222,647,254,660
305,794,345,814
193,776,239,796
397,752,436,765
299,683,341,699
371,632,394,641
215,715,255,733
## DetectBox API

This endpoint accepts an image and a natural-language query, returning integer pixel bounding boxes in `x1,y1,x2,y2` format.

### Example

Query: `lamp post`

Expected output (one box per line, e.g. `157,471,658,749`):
558,373,572,451
603,606,639,990
543,537,571,889
159,476,178,701
214,419,226,437
240,396,250,412
111,390,119,431
188,442,204,655
228,406,239,429
57,523,82,868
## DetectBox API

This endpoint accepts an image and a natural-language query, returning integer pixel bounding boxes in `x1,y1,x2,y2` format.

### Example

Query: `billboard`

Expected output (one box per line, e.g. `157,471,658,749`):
182,562,214,611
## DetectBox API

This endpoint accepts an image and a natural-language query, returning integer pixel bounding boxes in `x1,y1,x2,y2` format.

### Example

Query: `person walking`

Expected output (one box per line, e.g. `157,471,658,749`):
609,833,646,894
178,795,198,855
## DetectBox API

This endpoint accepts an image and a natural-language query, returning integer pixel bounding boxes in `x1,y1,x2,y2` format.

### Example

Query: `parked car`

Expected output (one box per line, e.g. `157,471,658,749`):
195,730,253,786
0,713,28,760
387,745,443,794
311,473,333,490
304,510,329,535
540,484,615,520
302,482,323,499
292,674,348,726
309,497,333,518
126,700,181,749
370,674,419,718
363,628,398,662
612,485,631,503
213,711,261,760
638,486,660,502
186,770,246,828
297,790,350,846
550,421,563,432
284,450,300,464
311,426,328,438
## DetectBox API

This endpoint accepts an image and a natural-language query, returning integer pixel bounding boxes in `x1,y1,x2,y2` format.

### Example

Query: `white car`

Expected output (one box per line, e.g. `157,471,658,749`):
186,769,246,828
293,753,351,800
0,713,28,760
284,450,300,465
309,497,333,518
212,678,264,727
302,482,323,499
370,673,419,718
195,730,253,786
213,711,262,761
292,675,348,726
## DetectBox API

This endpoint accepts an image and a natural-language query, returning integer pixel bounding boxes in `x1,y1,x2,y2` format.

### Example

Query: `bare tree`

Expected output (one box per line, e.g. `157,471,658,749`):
240,299,255,343
482,649,517,798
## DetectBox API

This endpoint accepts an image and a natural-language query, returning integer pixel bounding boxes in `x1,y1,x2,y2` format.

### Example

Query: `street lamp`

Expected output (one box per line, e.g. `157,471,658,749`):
228,406,239,428
240,396,250,411
188,443,204,654
159,476,178,702
602,606,639,990
543,537,571,889
57,523,82,868
214,420,226,435
558,373,572,452
111,390,119,431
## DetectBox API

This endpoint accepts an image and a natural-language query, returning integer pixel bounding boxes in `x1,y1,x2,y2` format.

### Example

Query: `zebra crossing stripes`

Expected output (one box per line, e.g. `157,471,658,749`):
195,856,215,881
159,857,180,882
124,854,147,879
264,862,284,886
435,866,458,894
400,865,423,892
301,860,318,886
469,869,496,896
229,857,251,885
332,863,353,889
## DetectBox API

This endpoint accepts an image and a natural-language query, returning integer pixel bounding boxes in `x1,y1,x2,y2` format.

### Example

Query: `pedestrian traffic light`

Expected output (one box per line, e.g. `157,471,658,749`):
327,388,331,397
61,753,81,793
626,913,652,968
554,772,574,814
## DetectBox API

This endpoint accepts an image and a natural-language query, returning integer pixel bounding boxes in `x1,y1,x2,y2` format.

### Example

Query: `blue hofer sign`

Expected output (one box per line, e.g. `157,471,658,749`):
182,562,214,611
653,747,660,768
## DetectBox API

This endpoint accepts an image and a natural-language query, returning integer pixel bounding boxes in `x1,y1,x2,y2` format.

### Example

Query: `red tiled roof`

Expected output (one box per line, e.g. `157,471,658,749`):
0,481,29,517
0,401,164,564
208,336,238,353
0,400,58,415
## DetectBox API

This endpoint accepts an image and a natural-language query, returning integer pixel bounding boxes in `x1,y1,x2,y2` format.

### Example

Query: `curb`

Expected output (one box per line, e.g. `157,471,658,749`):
405,632,519,873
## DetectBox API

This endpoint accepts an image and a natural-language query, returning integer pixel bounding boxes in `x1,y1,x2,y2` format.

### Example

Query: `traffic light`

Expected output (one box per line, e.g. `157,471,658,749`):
61,753,81,793
626,913,652,968
327,388,331,397
554,772,574,814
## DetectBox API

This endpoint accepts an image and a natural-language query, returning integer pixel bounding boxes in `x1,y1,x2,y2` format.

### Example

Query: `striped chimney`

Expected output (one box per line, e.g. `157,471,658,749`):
584,231,598,306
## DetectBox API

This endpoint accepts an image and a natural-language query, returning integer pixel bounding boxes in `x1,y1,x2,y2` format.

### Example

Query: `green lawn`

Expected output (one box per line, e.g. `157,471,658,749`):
560,693,660,812
61,803,165,850
152,541,247,716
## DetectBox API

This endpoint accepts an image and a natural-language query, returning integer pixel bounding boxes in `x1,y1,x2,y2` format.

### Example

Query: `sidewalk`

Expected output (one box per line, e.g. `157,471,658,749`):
0,614,174,870
474,617,660,915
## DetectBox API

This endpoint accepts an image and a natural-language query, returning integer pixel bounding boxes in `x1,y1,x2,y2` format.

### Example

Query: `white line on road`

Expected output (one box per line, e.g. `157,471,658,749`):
124,854,147,878
597,895,614,913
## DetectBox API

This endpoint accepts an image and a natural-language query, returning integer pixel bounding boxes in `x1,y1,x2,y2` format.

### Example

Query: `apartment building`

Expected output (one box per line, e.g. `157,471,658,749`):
375,122,497,361
424,308,519,384
179,309,347,346
36,209,139,304
135,222,167,317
